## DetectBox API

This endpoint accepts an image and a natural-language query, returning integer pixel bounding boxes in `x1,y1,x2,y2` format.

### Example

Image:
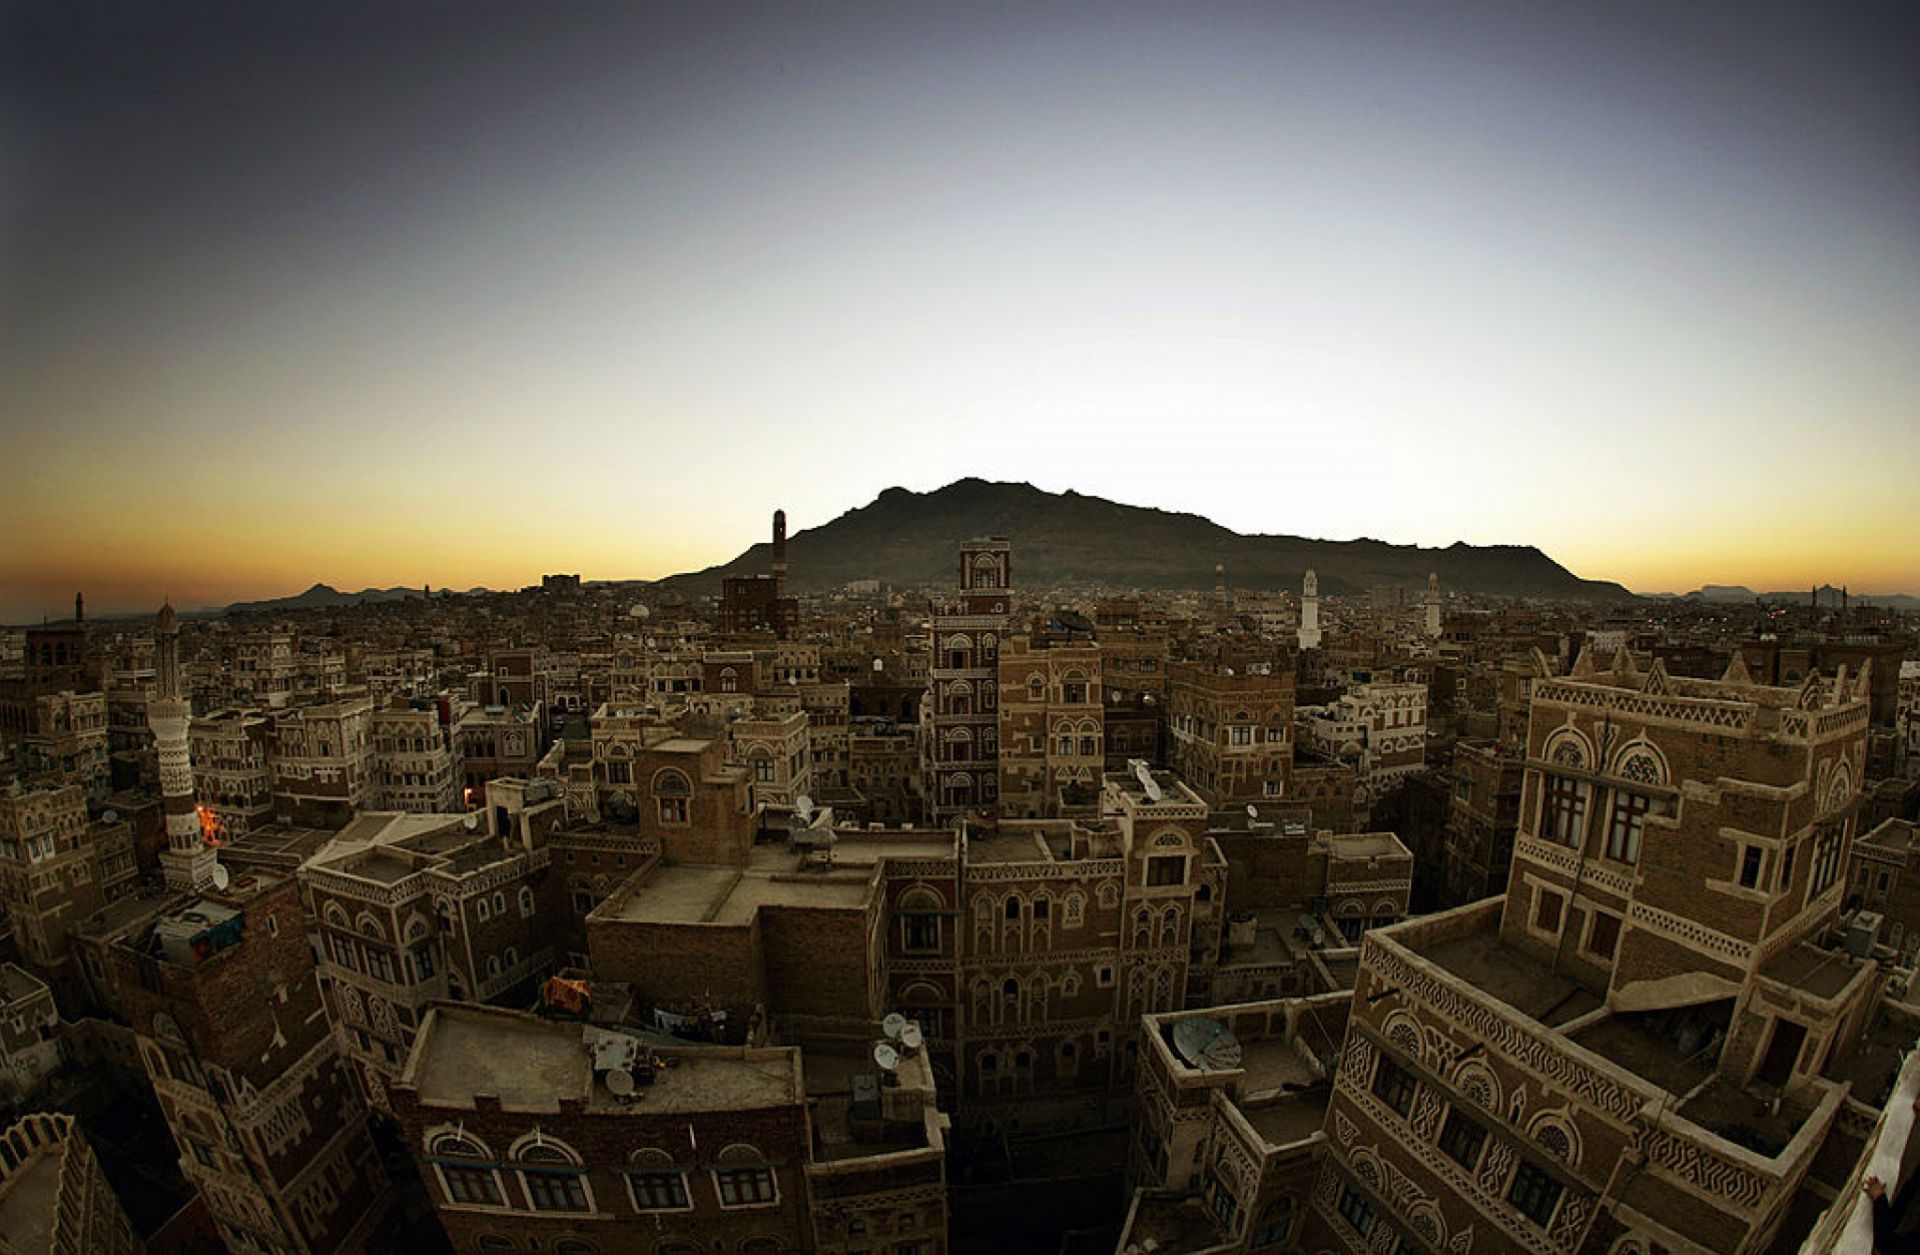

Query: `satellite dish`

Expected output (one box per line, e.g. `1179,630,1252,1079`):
882,1012,907,1040
1170,1016,1243,1071
464,814,479,831
211,863,230,891
606,1068,636,1097
102,810,119,824
794,794,814,823
900,1023,923,1052
1132,759,1163,802
872,1042,900,1072
1246,804,1259,821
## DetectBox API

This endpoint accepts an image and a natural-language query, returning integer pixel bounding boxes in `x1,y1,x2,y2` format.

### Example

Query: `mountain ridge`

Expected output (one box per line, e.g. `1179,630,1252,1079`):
660,478,1633,599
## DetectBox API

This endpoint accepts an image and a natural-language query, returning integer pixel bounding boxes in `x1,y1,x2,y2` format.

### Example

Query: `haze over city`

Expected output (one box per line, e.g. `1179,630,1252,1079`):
5,0,1918,621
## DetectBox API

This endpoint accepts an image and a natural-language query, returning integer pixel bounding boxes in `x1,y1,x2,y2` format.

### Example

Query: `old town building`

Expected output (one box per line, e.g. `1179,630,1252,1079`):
298,786,566,1105
270,696,376,828
1296,678,1428,822
389,1002,949,1254
996,632,1104,819
929,539,1011,823
0,1110,142,1254
1300,657,1882,1253
369,699,461,814
191,710,275,842
105,872,392,1253
1168,662,1295,808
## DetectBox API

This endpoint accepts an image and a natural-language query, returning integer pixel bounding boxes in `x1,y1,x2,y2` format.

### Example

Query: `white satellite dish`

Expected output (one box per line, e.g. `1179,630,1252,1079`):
900,1023,923,1052
1246,804,1259,821
463,814,478,831
794,794,815,823
606,1068,636,1097
872,1042,900,1072
211,863,230,891
881,1012,907,1040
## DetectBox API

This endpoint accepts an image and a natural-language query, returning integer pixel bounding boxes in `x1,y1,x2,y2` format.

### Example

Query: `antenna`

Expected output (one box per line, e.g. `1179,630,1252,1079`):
211,863,230,891
606,1068,636,1098
872,1042,900,1073
882,1012,907,1040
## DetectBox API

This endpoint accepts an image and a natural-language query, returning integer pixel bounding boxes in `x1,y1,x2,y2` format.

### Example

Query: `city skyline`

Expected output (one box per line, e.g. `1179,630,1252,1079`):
6,1,1918,617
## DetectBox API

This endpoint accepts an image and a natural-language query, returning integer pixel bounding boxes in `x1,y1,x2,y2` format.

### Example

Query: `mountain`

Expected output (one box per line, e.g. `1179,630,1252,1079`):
224,583,427,614
660,479,1633,599
1679,584,1920,609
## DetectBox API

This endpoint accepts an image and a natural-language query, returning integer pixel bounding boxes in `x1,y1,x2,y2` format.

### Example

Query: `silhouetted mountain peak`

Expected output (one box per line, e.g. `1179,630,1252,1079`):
663,480,1629,599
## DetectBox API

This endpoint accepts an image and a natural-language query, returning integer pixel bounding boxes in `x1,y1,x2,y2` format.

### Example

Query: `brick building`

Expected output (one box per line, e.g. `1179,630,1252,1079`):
996,633,1104,819
929,540,1010,823
1300,657,1884,1252
1168,663,1295,808
105,873,392,1253
389,1003,949,1254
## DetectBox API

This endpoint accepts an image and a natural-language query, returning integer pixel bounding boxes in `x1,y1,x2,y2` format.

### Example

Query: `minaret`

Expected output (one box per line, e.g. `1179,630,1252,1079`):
1215,563,1228,615
74,591,84,626
772,509,788,593
1425,572,1443,640
149,603,218,893
1298,569,1322,651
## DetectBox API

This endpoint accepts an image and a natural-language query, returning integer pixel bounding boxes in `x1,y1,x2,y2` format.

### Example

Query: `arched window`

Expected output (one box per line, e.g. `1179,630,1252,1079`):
712,1145,777,1209
428,1132,503,1208
514,1136,591,1212
653,770,691,825
624,1147,689,1213
518,887,535,918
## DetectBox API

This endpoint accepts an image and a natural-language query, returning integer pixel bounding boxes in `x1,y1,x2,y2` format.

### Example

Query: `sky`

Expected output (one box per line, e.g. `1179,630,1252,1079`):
4,1,1917,619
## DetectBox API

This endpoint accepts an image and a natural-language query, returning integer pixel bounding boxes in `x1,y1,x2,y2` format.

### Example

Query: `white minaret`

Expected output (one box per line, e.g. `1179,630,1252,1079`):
1298,569,1321,651
1425,572,1443,640
149,603,218,893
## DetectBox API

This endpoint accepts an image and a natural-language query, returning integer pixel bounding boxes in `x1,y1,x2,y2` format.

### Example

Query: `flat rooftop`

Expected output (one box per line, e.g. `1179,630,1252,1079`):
0,964,49,1004
412,1008,801,1113
1239,1087,1332,1149
1329,832,1406,860
607,860,873,926
1762,941,1868,1002
1425,935,1601,1028
0,1145,62,1255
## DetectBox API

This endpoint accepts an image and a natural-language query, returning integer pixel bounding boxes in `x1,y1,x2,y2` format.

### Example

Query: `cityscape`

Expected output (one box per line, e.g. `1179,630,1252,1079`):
5,4,1918,1255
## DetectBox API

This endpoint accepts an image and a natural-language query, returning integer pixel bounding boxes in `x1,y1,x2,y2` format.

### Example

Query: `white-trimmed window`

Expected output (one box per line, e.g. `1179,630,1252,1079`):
428,1134,504,1208
516,1140,591,1212
712,1146,778,1208
624,1150,690,1212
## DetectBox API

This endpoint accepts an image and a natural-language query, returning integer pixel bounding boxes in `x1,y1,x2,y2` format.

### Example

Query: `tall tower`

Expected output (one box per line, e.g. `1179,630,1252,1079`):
1297,569,1322,651
149,603,217,892
930,538,1010,823
772,508,788,592
1425,572,1443,640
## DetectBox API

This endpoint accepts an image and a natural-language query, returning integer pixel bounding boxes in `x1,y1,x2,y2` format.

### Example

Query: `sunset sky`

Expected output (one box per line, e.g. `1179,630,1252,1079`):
4,1,1917,621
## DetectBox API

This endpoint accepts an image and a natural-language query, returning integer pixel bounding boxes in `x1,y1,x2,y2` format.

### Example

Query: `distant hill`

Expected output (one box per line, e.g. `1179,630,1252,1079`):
659,479,1633,599
1678,584,1919,609
223,583,427,614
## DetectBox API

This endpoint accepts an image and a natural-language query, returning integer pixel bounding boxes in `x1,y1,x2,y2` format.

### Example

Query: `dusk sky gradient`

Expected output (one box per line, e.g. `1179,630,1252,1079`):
4,1,1917,620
